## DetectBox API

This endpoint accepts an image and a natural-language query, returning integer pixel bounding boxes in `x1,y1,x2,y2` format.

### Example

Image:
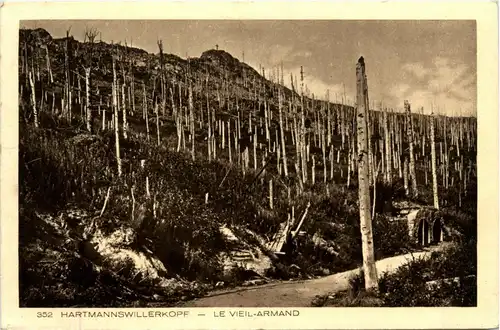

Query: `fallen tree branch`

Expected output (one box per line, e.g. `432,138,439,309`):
291,201,311,239
100,186,112,217
218,165,232,188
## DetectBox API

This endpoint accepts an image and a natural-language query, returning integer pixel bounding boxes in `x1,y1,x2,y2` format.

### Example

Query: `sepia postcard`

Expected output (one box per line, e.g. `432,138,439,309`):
1,1,498,329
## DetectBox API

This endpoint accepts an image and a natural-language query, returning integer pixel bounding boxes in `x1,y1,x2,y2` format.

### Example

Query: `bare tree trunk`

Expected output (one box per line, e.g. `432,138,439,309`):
322,123,327,183
112,56,122,177
403,158,409,196
383,109,392,184
444,121,449,189
279,88,288,177
405,100,418,197
347,147,351,188
64,32,71,118
121,83,128,139
228,121,232,163
222,120,225,149
269,179,273,209
264,100,270,143
189,85,195,160
44,45,53,84
78,75,82,110
131,74,136,114
169,87,181,152
254,128,258,170
85,67,92,133
51,91,55,115
430,112,439,209
102,103,106,131
312,155,316,185
300,67,307,184
155,102,161,146
327,93,332,147
355,57,378,292
23,42,28,82
208,91,212,161
29,72,39,128
330,145,334,180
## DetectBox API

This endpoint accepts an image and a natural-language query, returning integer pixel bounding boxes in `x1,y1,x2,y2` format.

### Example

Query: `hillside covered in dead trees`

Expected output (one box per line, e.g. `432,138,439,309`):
19,27,477,307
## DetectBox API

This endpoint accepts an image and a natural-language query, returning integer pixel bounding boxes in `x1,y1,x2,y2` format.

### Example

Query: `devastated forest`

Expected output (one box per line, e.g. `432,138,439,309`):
19,27,477,307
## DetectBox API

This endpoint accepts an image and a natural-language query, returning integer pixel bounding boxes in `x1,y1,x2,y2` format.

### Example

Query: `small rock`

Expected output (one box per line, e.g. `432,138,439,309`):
320,268,331,276
242,279,266,286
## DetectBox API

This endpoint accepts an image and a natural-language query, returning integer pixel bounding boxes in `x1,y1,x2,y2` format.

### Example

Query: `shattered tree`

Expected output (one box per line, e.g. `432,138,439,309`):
355,56,378,292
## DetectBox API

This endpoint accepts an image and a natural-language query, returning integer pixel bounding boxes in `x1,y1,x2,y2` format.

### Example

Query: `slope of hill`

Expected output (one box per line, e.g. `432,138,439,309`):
18,28,477,307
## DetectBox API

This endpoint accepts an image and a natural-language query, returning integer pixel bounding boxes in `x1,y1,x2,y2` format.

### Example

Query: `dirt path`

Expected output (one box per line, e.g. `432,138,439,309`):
182,246,445,307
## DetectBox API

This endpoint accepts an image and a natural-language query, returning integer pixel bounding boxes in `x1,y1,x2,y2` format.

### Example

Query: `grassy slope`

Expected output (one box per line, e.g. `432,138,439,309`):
19,28,477,307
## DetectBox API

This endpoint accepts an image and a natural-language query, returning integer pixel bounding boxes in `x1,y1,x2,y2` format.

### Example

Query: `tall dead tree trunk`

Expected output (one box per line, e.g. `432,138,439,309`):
155,102,161,146
207,86,212,161
403,158,409,196
189,84,195,161
23,42,28,83
29,71,39,128
112,55,122,177
278,88,288,178
430,112,439,209
228,121,232,163
84,28,98,133
85,67,92,132
157,40,166,117
43,45,53,84
405,100,418,197
383,109,392,184
130,61,136,114
355,56,378,292
64,29,72,120
121,83,128,139
300,66,307,184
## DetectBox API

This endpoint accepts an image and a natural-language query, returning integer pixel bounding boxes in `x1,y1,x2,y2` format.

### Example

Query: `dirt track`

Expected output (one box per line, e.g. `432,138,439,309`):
182,248,441,307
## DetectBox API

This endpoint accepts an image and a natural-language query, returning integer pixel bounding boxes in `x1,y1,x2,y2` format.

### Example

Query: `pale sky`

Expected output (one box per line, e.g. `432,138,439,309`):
21,20,476,116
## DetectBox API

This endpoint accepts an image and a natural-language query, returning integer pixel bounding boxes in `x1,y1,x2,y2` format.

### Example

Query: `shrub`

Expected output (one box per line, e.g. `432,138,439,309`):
317,237,476,307
378,241,476,307
373,214,413,260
